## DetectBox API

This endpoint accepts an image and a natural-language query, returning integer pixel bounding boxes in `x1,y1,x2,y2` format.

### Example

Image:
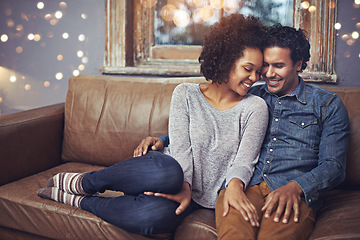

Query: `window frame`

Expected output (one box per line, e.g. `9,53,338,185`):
102,0,338,83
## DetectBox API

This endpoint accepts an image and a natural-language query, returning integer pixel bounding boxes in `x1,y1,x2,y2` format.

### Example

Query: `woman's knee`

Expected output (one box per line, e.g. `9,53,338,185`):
149,152,184,191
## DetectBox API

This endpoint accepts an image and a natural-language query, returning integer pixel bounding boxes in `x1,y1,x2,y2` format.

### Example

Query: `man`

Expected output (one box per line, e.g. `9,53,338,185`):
133,24,350,239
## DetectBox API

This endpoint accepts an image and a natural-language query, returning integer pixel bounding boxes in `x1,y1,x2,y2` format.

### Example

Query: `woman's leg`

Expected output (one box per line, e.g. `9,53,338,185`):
80,194,197,235
82,151,184,195
48,151,184,195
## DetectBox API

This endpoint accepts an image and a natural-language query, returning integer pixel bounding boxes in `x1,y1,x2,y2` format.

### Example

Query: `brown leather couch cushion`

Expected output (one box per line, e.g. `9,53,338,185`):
61,75,206,166
323,87,360,188
0,162,171,240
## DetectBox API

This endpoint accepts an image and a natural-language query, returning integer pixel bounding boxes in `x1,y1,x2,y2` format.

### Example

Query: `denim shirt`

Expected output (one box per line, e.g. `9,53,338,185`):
248,78,350,211
160,77,350,211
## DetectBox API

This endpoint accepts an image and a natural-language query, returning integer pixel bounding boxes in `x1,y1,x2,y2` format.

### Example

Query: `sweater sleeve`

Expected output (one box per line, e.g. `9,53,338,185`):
225,96,269,189
168,84,193,186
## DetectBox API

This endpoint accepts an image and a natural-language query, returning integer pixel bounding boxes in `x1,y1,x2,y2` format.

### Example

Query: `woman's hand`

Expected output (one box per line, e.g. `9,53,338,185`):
144,182,191,215
133,137,164,157
223,178,259,227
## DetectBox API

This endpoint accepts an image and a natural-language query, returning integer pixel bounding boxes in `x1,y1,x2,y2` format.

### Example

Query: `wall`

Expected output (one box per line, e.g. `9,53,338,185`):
0,0,359,115
0,0,105,115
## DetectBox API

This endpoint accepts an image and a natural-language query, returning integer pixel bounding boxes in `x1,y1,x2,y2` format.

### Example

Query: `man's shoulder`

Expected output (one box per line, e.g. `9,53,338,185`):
304,83,339,103
249,83,266,96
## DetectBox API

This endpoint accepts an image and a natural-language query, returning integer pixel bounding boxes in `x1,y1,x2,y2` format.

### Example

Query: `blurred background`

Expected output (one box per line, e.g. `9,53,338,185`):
0,0,359,115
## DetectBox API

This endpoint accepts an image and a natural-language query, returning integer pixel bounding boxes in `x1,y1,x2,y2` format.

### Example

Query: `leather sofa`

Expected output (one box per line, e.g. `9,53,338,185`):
0,74,359,240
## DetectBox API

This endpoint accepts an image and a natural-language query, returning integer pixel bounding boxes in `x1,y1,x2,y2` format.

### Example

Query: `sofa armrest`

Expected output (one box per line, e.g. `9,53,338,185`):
0,103,65,186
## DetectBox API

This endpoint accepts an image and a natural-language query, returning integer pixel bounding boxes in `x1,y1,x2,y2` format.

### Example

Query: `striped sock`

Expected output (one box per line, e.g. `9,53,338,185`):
37,187,84,208
47,172,91,195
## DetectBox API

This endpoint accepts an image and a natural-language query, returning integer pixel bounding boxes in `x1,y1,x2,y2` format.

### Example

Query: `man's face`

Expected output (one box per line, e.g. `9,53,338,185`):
261,47,302,97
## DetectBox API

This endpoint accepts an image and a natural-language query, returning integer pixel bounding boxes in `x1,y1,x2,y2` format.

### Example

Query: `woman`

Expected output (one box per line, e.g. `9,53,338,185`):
37,14,268,235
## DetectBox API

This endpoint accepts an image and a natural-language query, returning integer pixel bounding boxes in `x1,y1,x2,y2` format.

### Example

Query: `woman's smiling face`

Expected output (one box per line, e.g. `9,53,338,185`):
227,47,263,97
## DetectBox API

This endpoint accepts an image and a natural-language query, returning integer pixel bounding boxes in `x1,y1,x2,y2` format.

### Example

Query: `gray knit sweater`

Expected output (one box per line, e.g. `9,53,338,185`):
166,83,268,208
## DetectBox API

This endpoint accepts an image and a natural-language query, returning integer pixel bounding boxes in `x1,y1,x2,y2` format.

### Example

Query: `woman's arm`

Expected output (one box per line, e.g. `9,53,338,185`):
168,84,194,186
225,97,269,189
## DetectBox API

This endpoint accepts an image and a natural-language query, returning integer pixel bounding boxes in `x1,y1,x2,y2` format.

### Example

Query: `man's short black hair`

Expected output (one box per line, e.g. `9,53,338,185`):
264,24,310,72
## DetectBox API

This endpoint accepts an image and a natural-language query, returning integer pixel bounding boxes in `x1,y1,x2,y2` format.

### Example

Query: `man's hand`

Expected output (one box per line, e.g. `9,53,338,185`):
262,181,303,224
222,178,259,227
144,182,191,215
133,137,164,157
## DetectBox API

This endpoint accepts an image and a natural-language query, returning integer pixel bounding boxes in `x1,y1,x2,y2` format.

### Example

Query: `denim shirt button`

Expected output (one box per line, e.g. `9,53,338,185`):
309,199,312,203
275,118,279,122
264,174,267,177
273,138,277,141
270,149,273,152
266,160,270,164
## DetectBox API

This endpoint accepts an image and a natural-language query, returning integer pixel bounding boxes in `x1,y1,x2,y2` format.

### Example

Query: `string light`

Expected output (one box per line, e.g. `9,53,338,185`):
10,76,17,83
37,2,45,9
62,32,69,39
78,34,85,42
55,11,63,19
55,72,63,80
1,34,8,42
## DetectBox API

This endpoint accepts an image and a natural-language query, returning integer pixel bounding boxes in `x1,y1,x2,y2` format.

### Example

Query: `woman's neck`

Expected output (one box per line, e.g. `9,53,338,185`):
200,83,243,111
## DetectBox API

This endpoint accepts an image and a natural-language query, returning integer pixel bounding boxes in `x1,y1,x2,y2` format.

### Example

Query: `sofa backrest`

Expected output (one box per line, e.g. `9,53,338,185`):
61,75,360,189
322,86,360,189
61,75,207,166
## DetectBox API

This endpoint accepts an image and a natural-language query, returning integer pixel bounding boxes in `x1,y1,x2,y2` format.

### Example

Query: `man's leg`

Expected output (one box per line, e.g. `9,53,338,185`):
215,185,265,240
257,199,315,240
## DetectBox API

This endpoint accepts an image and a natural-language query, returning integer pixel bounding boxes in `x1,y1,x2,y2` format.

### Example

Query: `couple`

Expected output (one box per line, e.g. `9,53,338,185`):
38,14,350,239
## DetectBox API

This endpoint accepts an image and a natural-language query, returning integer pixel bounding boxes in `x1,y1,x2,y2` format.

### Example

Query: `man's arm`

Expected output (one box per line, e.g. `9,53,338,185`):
263,94,350,224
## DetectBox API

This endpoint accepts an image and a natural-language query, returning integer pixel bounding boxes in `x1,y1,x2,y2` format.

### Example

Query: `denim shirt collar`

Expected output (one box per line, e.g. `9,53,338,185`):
260,77,307,104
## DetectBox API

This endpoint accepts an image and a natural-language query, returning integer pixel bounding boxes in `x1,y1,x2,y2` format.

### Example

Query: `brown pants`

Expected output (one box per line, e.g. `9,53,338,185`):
215,182,315,240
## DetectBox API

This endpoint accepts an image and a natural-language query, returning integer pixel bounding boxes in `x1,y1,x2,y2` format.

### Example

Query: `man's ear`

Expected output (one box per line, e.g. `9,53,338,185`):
295,59,303,72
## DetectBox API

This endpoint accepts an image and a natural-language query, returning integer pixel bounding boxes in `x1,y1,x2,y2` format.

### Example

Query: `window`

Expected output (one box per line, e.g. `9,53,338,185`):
102,0,337,83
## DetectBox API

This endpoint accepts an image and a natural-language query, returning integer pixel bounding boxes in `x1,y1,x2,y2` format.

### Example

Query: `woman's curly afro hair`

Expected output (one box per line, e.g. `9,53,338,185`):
264,24,310,72
199,14,266,84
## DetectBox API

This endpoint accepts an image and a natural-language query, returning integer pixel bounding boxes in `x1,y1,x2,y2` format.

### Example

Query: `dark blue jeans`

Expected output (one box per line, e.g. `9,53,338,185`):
80,151,200,235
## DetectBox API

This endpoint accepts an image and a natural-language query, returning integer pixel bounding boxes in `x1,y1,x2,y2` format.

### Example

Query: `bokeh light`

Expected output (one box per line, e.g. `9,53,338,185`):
334,23,341,30
28,33,35,40
1,34,9,42
10,76,17,83
59,2,67,8
160,4,176,22
7,19,15,28
73,70,80,76
141,0,158,8
301,1,310,9
25,84,31,91
57,54,63,61
55,11,63,19
173,10,190,27
308,6,316,12
16,46,23,54
224,0,239,13
55,72,63,80
37,2,45,9
352,31,359,39
44,81,50,87
210,0,224,9
77,50,84,57
78,34,85,42
62,32,69,39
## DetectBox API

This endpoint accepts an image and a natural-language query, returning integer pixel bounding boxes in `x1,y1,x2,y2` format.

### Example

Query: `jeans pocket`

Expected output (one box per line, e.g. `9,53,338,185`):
286,116,318,148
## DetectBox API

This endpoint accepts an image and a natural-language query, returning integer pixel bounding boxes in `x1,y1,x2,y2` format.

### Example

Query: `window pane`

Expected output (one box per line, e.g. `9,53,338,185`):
154,0,293,45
